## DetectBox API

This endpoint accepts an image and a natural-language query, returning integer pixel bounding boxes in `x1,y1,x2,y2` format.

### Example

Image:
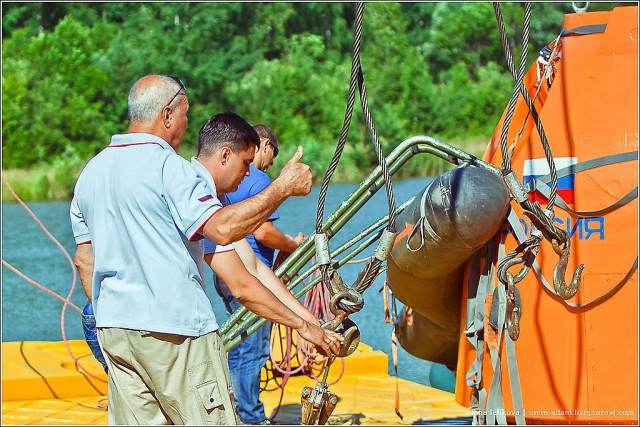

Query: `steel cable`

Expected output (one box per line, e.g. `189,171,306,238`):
357,68,398,233
493,3,559,212
315,3,365,292
314,2,397,307
315,2,365,237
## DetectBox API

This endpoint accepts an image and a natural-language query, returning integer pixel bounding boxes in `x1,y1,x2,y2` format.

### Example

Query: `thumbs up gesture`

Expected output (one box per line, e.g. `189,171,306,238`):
277,146,312,197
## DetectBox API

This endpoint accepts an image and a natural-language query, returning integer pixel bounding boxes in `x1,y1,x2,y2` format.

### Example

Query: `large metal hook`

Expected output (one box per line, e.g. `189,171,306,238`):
551,238,585,300
488,273,522,341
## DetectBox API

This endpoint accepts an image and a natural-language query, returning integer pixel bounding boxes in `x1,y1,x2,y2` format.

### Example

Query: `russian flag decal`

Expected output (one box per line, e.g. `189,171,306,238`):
523,157,577,204
197,194,214,202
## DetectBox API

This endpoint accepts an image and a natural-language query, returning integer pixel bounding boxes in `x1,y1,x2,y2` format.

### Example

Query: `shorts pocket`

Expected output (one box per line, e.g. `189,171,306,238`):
188,361,227,416
197,380,224,411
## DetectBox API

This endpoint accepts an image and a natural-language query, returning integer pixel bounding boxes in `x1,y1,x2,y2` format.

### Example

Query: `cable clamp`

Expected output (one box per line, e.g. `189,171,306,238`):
314,233,332,266
374,228,396,261
502,171,529,203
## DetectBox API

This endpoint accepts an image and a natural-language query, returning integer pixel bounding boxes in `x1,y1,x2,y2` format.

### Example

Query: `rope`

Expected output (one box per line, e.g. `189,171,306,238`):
1,259,81,312
313,1,397,316
2,174,80,313
1,174,108,387
315,2,365,237
263,266,346,385
391,329,404,420
357,65,398,233
493,2,560,213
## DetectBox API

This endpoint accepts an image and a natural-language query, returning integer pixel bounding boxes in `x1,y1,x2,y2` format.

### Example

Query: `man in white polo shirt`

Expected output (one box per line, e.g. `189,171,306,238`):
70,75,341,425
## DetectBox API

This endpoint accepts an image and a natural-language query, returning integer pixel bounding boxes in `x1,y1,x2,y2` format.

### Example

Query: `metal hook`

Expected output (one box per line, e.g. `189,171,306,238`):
319,315,360,358
318,292,361,358
505,273,522,341
488,273,523,340
498,240,541,286
499,229,542,287
572,2,590,13
551,238,585,300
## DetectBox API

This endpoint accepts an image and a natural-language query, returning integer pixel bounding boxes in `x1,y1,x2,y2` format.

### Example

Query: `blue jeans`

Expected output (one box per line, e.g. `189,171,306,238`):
222,294,272,424
81,300,108,374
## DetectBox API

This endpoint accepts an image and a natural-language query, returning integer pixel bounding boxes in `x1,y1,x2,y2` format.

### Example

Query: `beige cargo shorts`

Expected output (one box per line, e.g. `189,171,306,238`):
98,327,238,425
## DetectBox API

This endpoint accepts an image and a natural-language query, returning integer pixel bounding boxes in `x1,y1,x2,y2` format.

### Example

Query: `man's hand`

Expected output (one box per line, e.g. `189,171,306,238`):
276,146,312,197
292,232,306,247
296,320,343,356
281,232,306,253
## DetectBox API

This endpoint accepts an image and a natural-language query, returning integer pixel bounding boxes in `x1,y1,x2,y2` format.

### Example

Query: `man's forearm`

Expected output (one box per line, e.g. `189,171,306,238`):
202,179,290,245
75,243,94,300
232,239,316,324
206,249,341,355
234,277,337,355
235,276,307,330
207,250,306,329
253,222,300,253
254,259,319,324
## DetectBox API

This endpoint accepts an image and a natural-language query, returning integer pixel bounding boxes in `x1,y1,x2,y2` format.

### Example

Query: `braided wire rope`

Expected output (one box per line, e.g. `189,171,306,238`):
315,3,364,292
349,48,398,294
357,69,398,233
315,2,365,237
493,3,560,213
493,3,548,285
314,2,397,305
495,2,531,172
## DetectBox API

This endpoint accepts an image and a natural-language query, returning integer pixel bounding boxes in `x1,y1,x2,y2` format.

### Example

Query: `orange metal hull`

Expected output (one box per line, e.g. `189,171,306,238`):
455,6,638,424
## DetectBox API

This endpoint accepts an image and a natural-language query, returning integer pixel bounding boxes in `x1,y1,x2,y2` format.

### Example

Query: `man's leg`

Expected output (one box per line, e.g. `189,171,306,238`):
98,328,237,425
97,328,169,424
131,329,238,425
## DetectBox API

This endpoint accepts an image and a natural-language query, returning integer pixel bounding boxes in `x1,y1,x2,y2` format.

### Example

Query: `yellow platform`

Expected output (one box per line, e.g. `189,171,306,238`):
2,340,469,425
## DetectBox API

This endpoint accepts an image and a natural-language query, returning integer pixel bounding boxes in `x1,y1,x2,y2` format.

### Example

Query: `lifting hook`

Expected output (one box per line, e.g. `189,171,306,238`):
551,238,585,300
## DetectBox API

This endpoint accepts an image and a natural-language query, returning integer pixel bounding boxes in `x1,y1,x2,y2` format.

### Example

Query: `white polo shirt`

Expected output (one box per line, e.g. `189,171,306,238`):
70,133,223,336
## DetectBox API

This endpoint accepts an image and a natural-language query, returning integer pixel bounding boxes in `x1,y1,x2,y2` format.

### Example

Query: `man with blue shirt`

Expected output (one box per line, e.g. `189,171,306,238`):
71,76,341,425
210,124,305,425
233,125,306,266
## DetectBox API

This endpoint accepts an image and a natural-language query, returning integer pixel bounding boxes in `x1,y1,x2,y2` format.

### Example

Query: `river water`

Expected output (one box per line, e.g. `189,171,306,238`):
1,176,456,391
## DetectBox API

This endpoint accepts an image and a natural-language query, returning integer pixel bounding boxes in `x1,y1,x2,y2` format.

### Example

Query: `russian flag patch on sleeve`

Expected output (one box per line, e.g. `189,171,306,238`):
523,157,577,204
197,193,213,202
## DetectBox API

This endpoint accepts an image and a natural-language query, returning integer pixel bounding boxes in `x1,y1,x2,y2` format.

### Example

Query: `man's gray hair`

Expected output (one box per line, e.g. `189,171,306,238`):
127,75,184,124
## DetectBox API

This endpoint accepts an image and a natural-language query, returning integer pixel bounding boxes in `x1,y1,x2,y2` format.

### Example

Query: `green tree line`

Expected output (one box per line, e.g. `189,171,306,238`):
1,2,630,200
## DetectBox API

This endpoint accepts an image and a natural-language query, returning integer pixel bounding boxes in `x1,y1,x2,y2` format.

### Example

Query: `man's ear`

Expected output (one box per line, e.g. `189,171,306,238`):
163,107,171,128
220,146,231,165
